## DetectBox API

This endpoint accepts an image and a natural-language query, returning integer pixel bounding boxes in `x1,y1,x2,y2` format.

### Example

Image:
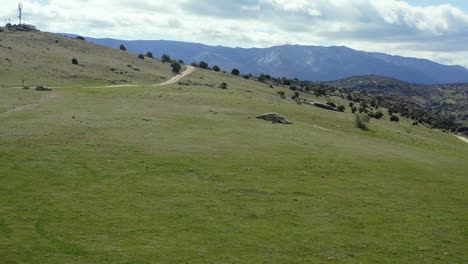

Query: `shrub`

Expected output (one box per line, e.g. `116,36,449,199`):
349,102,354,108
390,115,400,122
71,58,79,65
374,111,384,119
191,62,198,67
138,54,145,60
120,44,127,51
337,105,346,112
171,61,181,73
199,61,209,69
412,121,419,126
327,102,337,108
161,54,172,63
355,115,369,131
178,59,184,64
146,52,153,58
213,65,220,72
75,36,85,41
243,75,250,79
351,106,357,114
231,68,240,76
219,82,228,89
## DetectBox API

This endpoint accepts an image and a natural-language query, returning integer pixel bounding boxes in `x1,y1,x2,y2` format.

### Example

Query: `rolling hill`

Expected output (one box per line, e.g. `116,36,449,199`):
0,30,176,88
1,28,468,263
70,35,468,85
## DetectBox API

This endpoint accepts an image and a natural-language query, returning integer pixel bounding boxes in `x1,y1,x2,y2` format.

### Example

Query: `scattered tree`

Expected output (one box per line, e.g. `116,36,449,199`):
138,54,145,60
337,105,346,112
213,65,220,72
390,115,400,122
171,61,181,73
146,52,153,58
351,106,358,114
71,58,79,65
75,36,85,41
178,59,184,64
161,54,172,63
120,44,127,51
231,68,240,76
191,62,199,67
199,61,209,69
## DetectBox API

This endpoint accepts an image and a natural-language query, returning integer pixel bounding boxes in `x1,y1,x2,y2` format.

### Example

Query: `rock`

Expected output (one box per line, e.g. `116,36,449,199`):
305,102,337,111
256,113,293,124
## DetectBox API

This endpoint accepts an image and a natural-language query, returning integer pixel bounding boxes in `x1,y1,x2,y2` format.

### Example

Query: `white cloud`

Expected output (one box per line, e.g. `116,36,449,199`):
1,0,467,67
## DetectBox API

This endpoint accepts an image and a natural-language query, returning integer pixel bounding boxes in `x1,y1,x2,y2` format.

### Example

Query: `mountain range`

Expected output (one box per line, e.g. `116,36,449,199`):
65,34,468,85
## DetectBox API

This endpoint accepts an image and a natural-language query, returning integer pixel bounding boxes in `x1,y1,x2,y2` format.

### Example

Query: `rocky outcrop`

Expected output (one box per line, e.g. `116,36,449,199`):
256,113,293,124
1,24,39,32
304,102,337,111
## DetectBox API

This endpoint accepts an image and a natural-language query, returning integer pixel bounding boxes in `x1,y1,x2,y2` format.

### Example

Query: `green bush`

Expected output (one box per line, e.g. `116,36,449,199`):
337,105,346,112
213,65,220,72
146,52,153,58
199,61,209,69
120,44,126,51
231,68,240,76
390,115,400,122
162,54,172,63
138,54,144,60
71,58,79,65
76,36,85,41
171,61,181,73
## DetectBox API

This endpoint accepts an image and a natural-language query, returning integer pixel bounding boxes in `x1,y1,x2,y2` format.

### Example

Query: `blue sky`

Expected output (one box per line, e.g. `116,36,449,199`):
2,0,468,68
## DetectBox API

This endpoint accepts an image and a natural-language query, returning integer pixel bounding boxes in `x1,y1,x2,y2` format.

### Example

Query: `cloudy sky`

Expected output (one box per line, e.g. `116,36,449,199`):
2,0,468,68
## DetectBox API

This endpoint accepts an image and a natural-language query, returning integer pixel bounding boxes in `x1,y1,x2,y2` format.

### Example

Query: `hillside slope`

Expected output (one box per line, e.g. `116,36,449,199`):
74,36,468,84
1,31,467,263
0,30,175,87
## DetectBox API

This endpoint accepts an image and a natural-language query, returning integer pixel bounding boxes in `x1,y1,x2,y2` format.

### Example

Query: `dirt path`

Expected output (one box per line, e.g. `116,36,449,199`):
154,66,194,86
0,93,60,117
455,135,468,143
9,65,195,89
95,65,194,88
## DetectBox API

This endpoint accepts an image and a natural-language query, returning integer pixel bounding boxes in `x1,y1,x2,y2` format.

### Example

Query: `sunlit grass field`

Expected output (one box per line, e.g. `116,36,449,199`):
1,69,467,263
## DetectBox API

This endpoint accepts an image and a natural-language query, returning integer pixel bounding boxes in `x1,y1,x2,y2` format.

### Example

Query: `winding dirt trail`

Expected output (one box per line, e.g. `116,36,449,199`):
1,66,194,117
97,65,194,88
455,135,468,143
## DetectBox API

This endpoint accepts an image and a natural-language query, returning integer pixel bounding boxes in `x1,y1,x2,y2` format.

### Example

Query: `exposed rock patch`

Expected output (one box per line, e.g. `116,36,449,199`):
256,113,293,124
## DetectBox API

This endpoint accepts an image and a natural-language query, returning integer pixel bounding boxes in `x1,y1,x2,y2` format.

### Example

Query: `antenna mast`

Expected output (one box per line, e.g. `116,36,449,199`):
18,2,23,25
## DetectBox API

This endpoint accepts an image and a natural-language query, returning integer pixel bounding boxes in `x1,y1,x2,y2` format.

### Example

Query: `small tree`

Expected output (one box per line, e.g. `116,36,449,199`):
120,44,127,51
146,52,153,58
138,54,145,60
76,36,85,41
231,68,240,76
199,61,209,69
390,115,400,122
351,106,357,114
171,61,181,73
162,54,172,63
178,59,184,64
337,105,346,112
213,65,220,72
191,62,199,67
72,58,79,65
374,111,384,119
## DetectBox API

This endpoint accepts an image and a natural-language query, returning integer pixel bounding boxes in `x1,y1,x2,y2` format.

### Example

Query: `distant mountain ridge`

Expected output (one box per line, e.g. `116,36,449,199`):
64,34,468,85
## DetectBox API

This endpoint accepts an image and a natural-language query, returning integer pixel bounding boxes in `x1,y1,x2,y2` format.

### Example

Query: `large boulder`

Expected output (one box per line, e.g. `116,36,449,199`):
256,113,293,124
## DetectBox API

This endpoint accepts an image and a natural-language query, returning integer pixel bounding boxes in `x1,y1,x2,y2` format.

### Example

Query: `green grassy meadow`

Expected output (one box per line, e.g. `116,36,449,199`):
1,69,467,263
